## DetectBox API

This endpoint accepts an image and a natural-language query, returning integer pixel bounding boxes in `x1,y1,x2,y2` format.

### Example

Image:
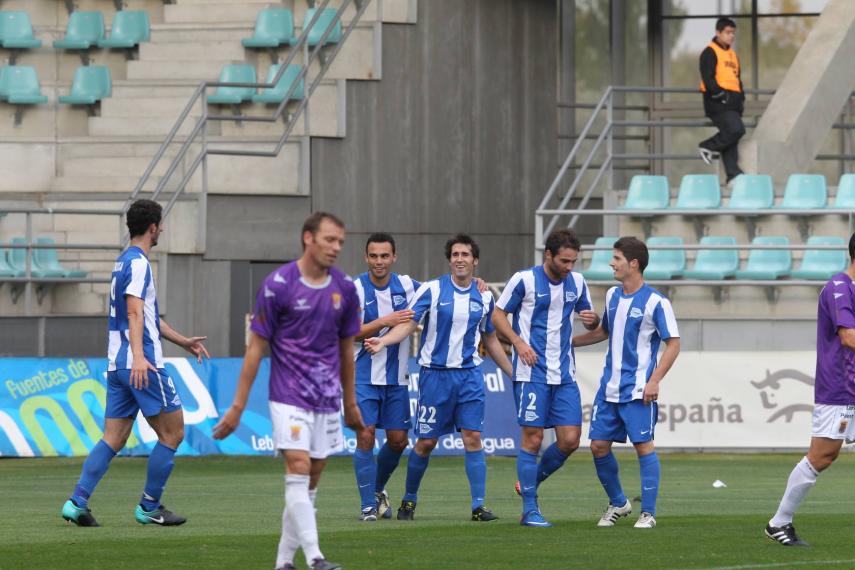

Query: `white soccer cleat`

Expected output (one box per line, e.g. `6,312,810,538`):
597,499,632,527
634,512,656,529
376,489,391,519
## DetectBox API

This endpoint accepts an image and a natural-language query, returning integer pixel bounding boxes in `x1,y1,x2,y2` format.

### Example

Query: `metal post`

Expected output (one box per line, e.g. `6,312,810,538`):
534,214,543,265
200,95,209,252
607,90,614,192
24,213,32,315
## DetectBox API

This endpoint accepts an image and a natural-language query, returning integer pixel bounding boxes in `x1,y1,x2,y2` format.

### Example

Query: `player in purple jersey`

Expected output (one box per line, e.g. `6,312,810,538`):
766,234,855,547
214,212,365,570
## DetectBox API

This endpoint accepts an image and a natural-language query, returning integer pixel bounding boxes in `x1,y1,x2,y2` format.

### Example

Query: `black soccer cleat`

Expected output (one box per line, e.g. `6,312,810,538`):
765,523,809,547
134,504,187,526
61,499,100,527
311,558,342,570
471,505,499,522
397,500,416,521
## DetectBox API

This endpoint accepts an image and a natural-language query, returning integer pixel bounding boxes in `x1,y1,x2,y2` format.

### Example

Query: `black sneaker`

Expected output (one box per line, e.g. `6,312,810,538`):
61,499,100,527
134,504,187,526
765,523,809,547
397,500,416,521
471,505,499,522
311,558,342,570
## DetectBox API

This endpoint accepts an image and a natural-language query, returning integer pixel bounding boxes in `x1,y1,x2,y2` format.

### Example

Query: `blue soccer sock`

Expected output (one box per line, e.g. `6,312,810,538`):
403,450,430,503
639,452,660,516
375,442,403,493
517,449,539,514
353,448,377,510
465,449,487,511
593,451,627,507
536,443,569,485
140,442,177,511
70,439,117,508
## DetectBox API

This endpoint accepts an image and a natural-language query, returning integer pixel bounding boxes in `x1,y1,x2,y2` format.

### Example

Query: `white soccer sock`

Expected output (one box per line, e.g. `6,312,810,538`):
275,483,318,568
285,474,323,566
770,456,819,527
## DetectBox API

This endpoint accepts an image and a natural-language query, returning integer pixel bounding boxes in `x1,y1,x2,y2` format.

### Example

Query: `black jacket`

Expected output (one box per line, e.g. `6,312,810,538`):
699,40,744,115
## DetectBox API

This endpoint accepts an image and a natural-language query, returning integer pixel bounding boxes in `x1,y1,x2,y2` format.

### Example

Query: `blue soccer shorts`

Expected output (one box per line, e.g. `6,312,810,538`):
589,391,657,444
356,384,412,431
106,368,182,419
414,367,484,438
513,381,582,428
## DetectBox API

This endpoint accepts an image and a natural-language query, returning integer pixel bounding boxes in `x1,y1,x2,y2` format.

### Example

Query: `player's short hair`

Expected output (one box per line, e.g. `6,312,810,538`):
445,233,480,260
614,236,649,273
716,17,736,32
849,232,855,261
365,232,396,254
126,199,162,238
544,229,581,256
301,211,345,249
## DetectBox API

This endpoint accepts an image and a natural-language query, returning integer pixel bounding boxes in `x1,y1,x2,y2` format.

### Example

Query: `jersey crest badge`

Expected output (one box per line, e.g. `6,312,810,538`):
565,291,577,303
629,307,644,319
393,294,406,306
469,301,482,313
332,293,342,310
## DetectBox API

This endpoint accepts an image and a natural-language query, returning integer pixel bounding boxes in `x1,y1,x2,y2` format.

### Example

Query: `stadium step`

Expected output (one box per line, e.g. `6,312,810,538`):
88,116,203,137
140,41,247,62
62,156,174,178
126,59,232,81
100,96,200,118
50,175,160,193
149,24,253,44
165,2,277,24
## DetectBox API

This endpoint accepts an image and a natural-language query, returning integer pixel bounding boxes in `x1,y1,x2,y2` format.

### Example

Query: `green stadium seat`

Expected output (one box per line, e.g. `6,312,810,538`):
621,175,670,210
302,8,342,47
674,174,720,209
208,64,257,105
9,238,63,278
791,236,847,280
0,245,22,277
59,66,111,105
734,236,791,280
34,238,87,278
582,237,617,281
0,66,48,104
252,64,304,103
644,237,685,280
726,174,774,210
683,236,739,280
0,12,42,49
98,11,150,49
53,11,105,50
243,8,294,48
776,174,827,209
832,174,855,210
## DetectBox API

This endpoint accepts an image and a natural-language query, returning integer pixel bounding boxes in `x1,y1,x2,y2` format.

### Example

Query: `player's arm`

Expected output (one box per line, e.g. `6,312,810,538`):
491,307,536,366
364,319,418,354
213,331,268,439
339,337,365,431
159,319,210,363
573,325,609,347
482,331,513,377
354,309,415,341
642,337,681,404
126,295,156,389
839,327,855,349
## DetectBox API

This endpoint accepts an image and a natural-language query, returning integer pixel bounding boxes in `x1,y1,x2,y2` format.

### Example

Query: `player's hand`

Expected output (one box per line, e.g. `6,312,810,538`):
130,358,157,390
380,310,415,328
212,405,243,440
364,337,385,355
643,380,660,405
344,402,365,432
183,336,211,363
474,277,489,294
578,310,599,328
514,340,537,366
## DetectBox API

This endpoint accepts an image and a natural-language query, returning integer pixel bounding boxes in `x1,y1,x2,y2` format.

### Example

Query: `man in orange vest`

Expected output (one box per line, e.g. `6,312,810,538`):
698,17,745,184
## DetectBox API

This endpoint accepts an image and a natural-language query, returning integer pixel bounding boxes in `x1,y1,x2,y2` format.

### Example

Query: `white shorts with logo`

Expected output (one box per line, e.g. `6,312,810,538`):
270,402,344,459
811,404,855,443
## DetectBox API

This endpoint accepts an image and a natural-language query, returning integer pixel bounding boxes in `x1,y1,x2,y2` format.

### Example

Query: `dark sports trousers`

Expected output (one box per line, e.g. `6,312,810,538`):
700,109,745,181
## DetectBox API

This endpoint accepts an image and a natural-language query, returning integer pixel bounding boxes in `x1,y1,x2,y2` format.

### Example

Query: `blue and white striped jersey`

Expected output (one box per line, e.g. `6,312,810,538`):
410,274,496,369
354,272,421,386
496,266,593,385
598,284,679,403
107,246,163,372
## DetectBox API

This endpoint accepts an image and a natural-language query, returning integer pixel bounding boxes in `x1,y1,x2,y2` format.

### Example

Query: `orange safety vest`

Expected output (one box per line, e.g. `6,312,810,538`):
700,41,741,93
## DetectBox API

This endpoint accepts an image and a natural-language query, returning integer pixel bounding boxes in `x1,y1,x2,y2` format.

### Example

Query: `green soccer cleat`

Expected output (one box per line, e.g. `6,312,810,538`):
134,504,187,526
61,499,100,527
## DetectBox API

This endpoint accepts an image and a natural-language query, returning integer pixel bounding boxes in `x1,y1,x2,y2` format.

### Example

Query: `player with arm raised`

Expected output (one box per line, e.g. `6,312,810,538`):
365,234,513,522
492,229,599,527
213,212,364,570
573,237,680,529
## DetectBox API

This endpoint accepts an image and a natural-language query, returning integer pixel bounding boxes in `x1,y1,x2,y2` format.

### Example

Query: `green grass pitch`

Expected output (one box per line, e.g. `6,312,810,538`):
3,453,855,569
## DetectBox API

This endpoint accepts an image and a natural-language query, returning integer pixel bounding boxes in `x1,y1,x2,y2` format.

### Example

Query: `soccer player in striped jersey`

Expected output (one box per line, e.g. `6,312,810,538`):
573,237,680,529
351,233,419,521
492,229,600,527
61,199,209,528
365,234,513,521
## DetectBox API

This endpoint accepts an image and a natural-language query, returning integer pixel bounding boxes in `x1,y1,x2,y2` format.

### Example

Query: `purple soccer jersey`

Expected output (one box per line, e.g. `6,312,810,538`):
815,272,855,405
250,261,361,413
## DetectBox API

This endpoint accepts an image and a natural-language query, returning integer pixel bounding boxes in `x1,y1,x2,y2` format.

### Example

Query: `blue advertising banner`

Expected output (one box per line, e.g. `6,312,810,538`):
0,357,519,457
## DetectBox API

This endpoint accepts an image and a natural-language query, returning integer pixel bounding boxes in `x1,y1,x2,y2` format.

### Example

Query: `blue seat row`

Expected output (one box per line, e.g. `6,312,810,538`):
243,7,342,49
208,64,304,105
0,65,111,106
0,11,150,52
583,235,846,281
0,238,87,279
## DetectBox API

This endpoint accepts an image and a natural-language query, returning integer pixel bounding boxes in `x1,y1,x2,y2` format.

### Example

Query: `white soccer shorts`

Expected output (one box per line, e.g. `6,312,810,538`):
811,404,855,443
270,402,344,459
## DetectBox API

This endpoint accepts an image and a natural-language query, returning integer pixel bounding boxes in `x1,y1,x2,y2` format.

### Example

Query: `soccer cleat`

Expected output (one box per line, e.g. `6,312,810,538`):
698,146,716,165
766,523,809,547
634,512,656,528
310,559,342,570
471,505,499,522
397,500,416,521
520,510,553,528
275,565,297,570
597,499,632,527
376,490,392,519
359,506,378,521
61,499,100,527
134,504,187,526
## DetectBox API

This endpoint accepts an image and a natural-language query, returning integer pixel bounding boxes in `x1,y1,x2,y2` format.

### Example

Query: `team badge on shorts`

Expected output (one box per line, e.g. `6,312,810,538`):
840,420,849,434
290,425,302,441
332,293,342,310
